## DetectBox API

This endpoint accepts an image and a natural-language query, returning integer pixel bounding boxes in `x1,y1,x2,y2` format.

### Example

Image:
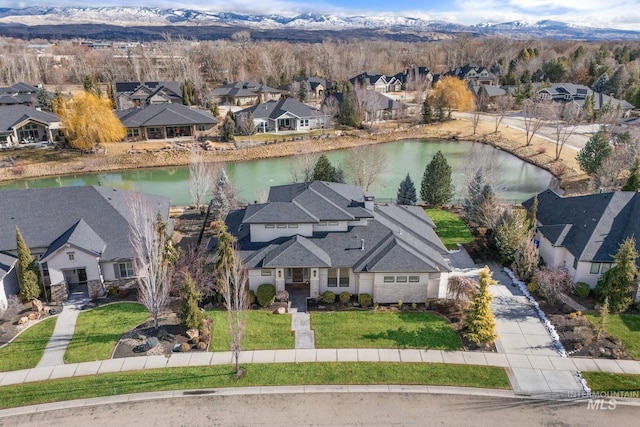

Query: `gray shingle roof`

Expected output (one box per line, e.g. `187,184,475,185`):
242,202,318,224
212,81,281,98
41,219,106,260
524,189,640,265
237,98,321,120
0,186,170,261
117,104,217,127
0,251,17,281
214,181,450,274
0,105,59,135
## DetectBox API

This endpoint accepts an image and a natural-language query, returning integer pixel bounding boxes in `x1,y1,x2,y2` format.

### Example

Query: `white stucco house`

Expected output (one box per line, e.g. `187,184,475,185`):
0,186,170,301
209,181,451,306
523,189,640,301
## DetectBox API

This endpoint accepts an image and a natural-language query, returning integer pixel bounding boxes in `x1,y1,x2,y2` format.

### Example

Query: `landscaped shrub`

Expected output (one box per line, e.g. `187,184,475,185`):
257,284,276,307
526,281,540,295
574,282,591,299
358,293,372,308
179,342,191,352
322,290,336,304
248,290,257,305
107,286,118,297
339,292,351,304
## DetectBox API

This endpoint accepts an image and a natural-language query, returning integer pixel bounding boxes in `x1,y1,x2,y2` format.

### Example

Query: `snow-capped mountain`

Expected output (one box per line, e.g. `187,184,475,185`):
0,6,637,40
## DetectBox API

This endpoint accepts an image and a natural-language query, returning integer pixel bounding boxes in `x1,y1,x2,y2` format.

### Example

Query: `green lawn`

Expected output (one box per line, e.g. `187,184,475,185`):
425,208,474,249
585,313,640,360
0,362,509,409
207,310,295,351
582,372,640,393
311,311,461,349
64,303,149,363
0,317,57,372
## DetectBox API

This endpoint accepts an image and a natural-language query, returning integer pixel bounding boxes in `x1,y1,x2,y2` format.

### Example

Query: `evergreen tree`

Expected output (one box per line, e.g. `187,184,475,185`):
311,154,337,182
221,115,235,142
420,151,454,206
298,82,308,102
493,209,532,264
622,158,640,191
577,130,611,175
464,267,497,345
511,239,539,283
595,237,639,313
36,86,52,112
181,79,196,106
338,81,360,127
463,170,502,229
334,166,345,184
583,94,596,123
436,100,446,122
210,102,219,117
526,195,538,232
397,173,417,205
181,272,204,330
16,227,40,302
422,95,433,124
82,75,102,96
210,167,236,221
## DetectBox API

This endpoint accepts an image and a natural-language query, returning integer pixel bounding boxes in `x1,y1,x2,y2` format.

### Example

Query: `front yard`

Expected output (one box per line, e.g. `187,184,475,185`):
585,313,640,360
0,317,56,372
207,310,295,351
311,311,461,349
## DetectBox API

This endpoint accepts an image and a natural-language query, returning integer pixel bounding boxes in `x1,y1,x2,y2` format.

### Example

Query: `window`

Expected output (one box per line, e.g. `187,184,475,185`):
265,224,275,228
408,276,420,283
339,268,350,287
590,263,601,274
67,252,75,261
261,269,272,276
288,224,298,228
601,263,612,273
572,257,578,270
276,224,287,228
328,221,339,226
383,276,395,283
126,128,139,138
118,261,135,278
197,125,206,132
41,262,49,277
300,118,309,127
396,276,408,283
318,222,327,226
328,268,337,287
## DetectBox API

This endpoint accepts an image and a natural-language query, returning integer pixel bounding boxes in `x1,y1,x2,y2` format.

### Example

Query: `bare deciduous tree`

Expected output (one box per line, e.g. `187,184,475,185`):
289,143,316,183
552,104,582,161
522,99,551,146
343,145,388,191
492,96,514,133
129,194,172,329
447,275,478,302
189,145,214,214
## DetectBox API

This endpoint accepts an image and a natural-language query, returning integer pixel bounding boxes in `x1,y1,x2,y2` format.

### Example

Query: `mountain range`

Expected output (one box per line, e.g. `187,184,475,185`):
0,6,638,41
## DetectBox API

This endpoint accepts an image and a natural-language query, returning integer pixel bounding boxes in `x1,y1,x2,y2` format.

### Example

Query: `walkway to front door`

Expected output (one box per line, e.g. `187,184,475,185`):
285,283,309,313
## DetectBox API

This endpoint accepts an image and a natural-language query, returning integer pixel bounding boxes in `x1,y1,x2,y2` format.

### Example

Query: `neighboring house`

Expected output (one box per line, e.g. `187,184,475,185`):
0,186,170,302
209,181,451,304
0,82,40,107
236,98,327,133
523,189,640,301
349,72,391,93
212,81,281,106
537,83,635,115
0,252,18,313
117,103,218,141
0,105,63,146
358,91,407,122
391,67,434,91
115,81,183,110
281,77,334,102
445,63,499,86
473,84,508,110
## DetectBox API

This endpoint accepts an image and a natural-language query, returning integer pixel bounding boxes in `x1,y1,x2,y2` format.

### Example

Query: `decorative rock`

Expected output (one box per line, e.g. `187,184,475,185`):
273,307,287,314
31,299,43,312
197,341,207,350
42,306,51,315
147,337,159,349
18,316,29,325
186,329,199,339
157,329,174,341
27,312,41,320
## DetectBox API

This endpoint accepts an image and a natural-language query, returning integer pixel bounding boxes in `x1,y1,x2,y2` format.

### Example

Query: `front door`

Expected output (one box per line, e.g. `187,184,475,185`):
77,268,87,284
292,268,304,283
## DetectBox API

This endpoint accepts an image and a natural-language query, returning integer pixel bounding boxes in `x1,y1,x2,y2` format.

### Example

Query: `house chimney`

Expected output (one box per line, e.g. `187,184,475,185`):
364,192,374,211
360,239,365,251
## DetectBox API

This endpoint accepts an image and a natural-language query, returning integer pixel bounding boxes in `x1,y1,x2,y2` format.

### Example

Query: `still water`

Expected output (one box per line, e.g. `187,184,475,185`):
0,139,552,205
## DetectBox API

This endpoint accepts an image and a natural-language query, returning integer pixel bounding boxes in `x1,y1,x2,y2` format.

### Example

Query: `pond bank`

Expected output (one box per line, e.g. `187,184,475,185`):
0,119,589,195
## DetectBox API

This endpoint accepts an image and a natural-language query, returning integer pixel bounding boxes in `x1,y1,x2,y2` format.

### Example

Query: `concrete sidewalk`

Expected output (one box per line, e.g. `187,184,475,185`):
36,297,88,368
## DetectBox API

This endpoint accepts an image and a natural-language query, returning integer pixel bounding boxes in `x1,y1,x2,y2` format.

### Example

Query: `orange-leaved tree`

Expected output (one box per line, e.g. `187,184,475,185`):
56,91,125,151
431,76,475,119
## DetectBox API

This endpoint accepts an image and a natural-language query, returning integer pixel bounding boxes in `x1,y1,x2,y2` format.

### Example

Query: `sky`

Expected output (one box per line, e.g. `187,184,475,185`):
3,0,640,30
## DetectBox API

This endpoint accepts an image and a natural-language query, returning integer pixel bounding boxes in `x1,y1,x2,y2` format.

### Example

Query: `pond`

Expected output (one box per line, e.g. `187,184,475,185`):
0,139,552,205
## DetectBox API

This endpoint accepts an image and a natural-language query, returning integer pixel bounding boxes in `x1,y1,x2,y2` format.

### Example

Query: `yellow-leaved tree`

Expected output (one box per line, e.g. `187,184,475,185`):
56,91,125,151
432,76,475,119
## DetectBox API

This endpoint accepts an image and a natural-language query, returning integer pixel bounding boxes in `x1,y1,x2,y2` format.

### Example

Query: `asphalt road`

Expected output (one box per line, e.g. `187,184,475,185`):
3,392,639,426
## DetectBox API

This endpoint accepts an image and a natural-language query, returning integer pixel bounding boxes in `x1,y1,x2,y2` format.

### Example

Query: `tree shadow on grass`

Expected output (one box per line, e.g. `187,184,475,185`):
362,325,461,349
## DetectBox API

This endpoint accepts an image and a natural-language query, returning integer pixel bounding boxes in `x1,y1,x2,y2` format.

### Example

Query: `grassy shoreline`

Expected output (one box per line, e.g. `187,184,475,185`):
0,118,589,195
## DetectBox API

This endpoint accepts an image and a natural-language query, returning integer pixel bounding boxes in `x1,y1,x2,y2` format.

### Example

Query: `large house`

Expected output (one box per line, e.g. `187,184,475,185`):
0,105,63,146
523,189,640,301
117,103,218,141
211,181,451,305
0,186,170,302
0,82,40,107
537,83,635,115
212,81,281,106
281,77,334,102
349,72,393,93
236,98,327,133
443,63,499,87
114,81,183,110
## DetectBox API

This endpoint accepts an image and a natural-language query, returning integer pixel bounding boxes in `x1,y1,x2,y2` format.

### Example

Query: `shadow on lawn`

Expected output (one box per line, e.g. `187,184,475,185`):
362,325,461,349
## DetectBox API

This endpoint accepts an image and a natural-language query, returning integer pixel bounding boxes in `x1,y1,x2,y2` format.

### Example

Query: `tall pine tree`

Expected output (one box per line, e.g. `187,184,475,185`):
420,151,454,206
16,227,40,302
464,267,497,345
576,130,611,175
311,154,337,182
422,96,433,124
622,158,640,192
397,173,417,205
181,272,204,330
338,81,360,128
595,237,639,313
